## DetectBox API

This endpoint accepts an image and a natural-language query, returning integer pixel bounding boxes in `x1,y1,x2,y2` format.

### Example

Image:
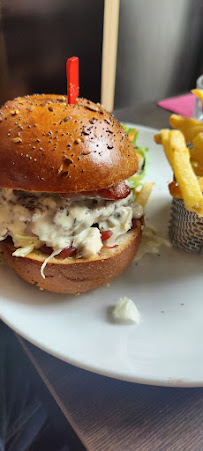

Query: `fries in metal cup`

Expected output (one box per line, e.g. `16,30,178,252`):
155,89,203,253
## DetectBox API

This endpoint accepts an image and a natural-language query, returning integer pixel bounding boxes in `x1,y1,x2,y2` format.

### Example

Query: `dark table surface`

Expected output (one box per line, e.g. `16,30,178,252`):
13,102,203,450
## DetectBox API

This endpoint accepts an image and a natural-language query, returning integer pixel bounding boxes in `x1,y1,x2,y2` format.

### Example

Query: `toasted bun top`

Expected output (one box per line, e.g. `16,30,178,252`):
0,94,138,192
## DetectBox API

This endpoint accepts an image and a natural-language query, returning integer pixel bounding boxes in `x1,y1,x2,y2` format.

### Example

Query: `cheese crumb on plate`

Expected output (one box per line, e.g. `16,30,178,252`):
112,297,141,325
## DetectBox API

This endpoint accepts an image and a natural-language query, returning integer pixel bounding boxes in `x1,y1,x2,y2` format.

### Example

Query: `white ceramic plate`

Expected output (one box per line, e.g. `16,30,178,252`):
1,124,203,387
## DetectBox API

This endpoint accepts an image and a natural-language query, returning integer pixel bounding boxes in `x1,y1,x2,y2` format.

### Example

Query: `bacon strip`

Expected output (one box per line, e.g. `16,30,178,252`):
60,181,130,200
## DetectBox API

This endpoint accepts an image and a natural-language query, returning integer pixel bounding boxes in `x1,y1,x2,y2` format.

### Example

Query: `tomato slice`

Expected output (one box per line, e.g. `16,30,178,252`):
100,230,113,241
60,181,131,200
40,244,76,259
97,182,130,200
59,246,77,259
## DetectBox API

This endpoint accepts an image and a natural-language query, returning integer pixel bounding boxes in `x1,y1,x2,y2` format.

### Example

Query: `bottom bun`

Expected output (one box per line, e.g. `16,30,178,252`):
2,219,143,294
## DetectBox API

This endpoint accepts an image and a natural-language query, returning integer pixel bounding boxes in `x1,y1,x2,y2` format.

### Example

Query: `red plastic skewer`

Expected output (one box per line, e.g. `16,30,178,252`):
66,57,79,104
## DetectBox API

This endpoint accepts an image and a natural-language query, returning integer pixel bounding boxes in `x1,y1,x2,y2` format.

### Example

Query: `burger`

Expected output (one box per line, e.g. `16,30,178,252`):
0,94,144,293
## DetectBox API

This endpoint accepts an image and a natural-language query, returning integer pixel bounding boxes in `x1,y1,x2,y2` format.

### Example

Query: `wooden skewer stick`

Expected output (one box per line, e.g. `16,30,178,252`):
0,6,9,103
101,0,120,112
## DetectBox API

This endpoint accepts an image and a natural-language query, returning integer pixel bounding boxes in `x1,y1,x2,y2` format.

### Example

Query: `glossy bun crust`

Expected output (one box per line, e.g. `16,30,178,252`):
2,222,143,293
0,95,138,193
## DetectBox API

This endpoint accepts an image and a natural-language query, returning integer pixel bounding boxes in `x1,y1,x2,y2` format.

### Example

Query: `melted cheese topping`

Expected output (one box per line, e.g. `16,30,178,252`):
0,188,143,261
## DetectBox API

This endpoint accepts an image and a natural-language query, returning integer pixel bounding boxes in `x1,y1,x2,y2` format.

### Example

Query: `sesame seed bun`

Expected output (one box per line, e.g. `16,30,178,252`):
2,220,143,293
0,95,138,193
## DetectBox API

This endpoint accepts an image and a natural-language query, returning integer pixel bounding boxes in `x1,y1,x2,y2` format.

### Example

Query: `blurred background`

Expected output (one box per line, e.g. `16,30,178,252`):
0,0,202,108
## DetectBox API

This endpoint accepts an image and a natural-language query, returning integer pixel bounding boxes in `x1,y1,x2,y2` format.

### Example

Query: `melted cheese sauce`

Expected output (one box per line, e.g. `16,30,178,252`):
0,188,143,259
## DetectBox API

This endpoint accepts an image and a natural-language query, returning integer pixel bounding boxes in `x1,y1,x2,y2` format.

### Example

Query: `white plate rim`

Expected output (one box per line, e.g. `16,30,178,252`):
2,314,202,388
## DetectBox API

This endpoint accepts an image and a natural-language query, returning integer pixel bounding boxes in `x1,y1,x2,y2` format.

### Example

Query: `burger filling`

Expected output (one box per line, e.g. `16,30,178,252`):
0,186,143,277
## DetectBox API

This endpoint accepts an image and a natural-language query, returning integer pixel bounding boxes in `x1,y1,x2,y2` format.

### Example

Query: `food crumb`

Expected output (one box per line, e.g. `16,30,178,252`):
112,297,141,324
134,225,171,261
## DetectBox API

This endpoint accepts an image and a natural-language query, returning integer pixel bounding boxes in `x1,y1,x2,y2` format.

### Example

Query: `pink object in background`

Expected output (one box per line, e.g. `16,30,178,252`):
158,93,195,118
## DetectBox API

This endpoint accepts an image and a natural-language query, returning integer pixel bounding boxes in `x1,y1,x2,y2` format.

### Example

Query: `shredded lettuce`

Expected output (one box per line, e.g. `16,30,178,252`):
11,233,61,277
11,235,41,257
40,249,61,279
123,124,149,191
12,244,35,257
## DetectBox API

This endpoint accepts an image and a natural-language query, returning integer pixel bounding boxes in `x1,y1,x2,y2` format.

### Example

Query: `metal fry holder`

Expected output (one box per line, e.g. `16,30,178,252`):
169,198,203,255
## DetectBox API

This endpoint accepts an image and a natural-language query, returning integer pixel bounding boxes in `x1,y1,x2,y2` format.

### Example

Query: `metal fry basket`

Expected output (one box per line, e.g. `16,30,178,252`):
169,198,203,254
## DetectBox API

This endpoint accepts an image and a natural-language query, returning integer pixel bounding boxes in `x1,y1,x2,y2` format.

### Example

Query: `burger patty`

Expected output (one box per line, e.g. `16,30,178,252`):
0,187,143,262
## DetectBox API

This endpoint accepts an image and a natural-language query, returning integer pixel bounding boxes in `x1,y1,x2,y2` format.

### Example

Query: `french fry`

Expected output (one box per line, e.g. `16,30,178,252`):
170,114,203,142
155,129,175,167
170,131,203,216
168,181,182,199
183,125,203,142
136,182,154,207
169,129,186,155
191,161,203,177
169,177,203,198
190,132,203,175
197,176,203,190
155,129,183,168
160,129,173,166
192,89,203,103
154,133,162,144
193,132,203,150
170,114,202,129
